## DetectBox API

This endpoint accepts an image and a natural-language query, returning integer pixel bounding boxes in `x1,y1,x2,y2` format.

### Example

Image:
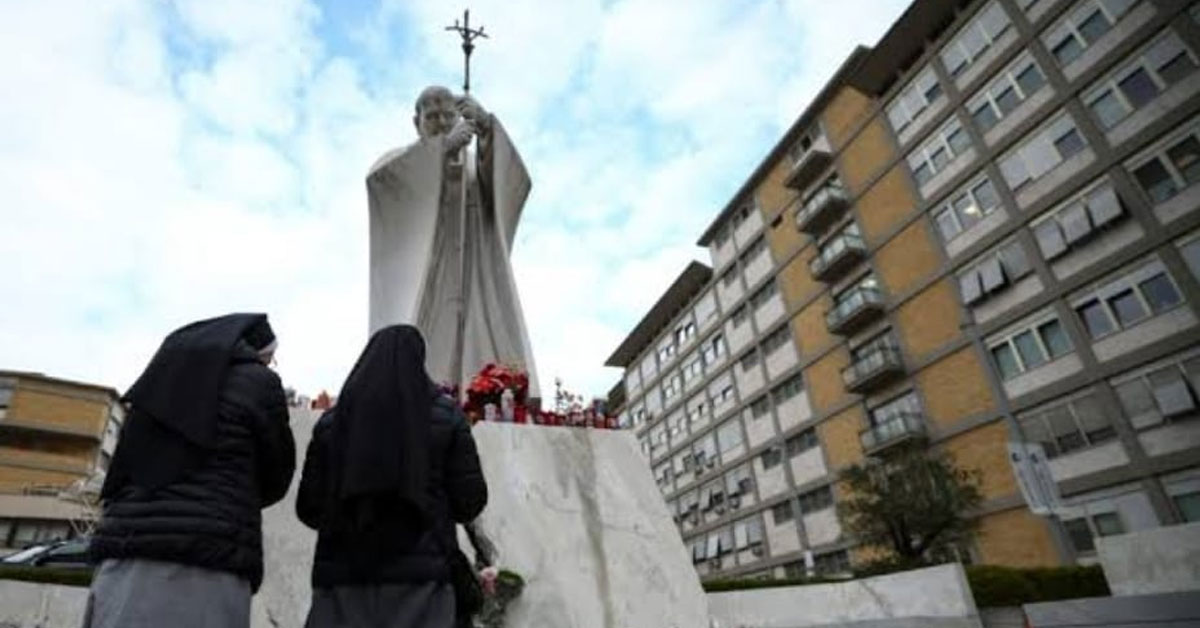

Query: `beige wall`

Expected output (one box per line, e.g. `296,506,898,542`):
875,221,941,297
779,249,821,310
854,165,917,246
821,86,875,151
896,279,964,361
916,348,996,428
975,507,1060,567
804,346,849,413
838,118,895,196
819,405,865,469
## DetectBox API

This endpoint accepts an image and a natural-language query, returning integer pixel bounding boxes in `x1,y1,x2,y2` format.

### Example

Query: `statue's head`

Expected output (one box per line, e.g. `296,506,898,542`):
413,85,458,139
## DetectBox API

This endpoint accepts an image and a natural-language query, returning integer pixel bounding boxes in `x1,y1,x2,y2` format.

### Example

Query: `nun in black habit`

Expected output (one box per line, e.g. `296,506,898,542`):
297,325,487,628
85,313,295,628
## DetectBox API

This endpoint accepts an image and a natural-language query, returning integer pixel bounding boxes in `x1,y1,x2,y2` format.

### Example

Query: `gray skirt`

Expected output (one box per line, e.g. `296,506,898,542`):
83,559,251,628
305,582,455,628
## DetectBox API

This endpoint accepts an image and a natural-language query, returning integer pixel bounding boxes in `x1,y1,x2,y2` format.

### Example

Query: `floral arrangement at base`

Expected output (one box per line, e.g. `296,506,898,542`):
451,365,619,429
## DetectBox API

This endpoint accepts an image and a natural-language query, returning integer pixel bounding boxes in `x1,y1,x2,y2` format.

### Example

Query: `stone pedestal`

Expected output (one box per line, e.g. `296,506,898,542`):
463,422,711,628
0,410,709,628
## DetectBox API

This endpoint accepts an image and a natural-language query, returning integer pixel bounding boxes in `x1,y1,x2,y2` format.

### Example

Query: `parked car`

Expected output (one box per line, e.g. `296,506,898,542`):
0,538,90,569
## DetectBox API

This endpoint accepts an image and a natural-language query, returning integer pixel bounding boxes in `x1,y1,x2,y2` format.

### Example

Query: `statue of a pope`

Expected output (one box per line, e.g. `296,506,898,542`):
367,85,539,397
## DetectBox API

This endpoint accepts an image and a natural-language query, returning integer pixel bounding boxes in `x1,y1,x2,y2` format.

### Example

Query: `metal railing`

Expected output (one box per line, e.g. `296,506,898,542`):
842,346,904,391
825,287,884,332
810,233,866,279
860,412,926,451
795,185,848,232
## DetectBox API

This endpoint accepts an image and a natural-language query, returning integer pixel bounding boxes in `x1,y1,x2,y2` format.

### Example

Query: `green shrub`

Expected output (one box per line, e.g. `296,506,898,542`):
0,565,93,588
966,565,1108,608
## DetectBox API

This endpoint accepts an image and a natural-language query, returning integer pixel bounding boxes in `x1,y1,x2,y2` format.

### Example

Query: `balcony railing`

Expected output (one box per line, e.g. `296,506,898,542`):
785,145,834,191
795,185,848,234
860,412,926,454
826,287,885,335
810,233,866,281
842,346,905,394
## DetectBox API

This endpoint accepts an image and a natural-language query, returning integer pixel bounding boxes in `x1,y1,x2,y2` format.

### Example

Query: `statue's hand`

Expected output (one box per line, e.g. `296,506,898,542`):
456,95,491,136
443,118,475,155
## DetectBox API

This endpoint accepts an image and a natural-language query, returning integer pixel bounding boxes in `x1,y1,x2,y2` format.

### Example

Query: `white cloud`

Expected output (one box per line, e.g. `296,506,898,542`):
1,0,908,402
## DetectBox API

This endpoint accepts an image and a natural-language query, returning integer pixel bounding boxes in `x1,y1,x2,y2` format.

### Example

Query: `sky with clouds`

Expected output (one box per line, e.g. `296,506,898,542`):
1,0,910,401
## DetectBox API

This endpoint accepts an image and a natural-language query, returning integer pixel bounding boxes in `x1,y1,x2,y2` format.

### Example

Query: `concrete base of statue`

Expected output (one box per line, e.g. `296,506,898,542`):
0,409,711,627
461,421,712,628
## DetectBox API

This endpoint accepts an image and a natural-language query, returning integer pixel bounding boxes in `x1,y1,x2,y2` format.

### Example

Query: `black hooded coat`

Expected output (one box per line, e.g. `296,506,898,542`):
296,325,487,587
90,314,295,592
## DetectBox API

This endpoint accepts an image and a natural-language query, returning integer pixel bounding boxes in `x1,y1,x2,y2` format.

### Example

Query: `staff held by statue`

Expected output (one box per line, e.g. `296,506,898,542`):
444,9,488,399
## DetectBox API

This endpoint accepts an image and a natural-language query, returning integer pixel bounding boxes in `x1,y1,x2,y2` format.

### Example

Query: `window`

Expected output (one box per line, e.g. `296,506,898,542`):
1181,237,1200,281
771,500,794,524
1130,120,1200,204
887,65,943,133
731,305,749,328
749,279,779,309
934,176,1001,242
663,374,682,401
1000,112,1088,190
739,236,768,265
717,419,744,454
1085,31,1199,130
1073,261,1183,339
771,372,805,404
908,117,972,186
675,320,698,345
0,377,13,409
1043,0,1139,66
749,395,771,420
669,413,687,439
1175,491,1200,522
683,355,704,383
702,334,727,365
1093,511,1125,536
788,126,825,163
740,350,759,372
968,53,1047,133
1112,351,1200,428
1018,390,1116,457
958,240,1032,305
761,325,792,355
797,486,834,514
990,316,1073,379
721,267,739,287
726,464,755,496
1032,179,1124,260
813,550,851,575
716,384,735,406
1064,517,1096,552
785,429,819,457
941,2,1012,77
761,445,783,469
734,516,765,549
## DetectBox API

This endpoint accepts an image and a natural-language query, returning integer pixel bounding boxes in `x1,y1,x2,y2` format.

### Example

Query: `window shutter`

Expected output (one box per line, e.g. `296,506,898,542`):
1085,184,1123,228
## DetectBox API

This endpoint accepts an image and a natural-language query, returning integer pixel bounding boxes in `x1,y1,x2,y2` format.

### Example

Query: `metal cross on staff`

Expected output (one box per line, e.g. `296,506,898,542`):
444,9,487,93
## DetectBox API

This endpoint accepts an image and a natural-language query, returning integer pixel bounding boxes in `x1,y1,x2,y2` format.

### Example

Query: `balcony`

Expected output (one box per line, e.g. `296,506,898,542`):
842,347,905,394
826,288,885,335
785,144,833,191
860,412,926,454
810,233,866,282
794,185,848,234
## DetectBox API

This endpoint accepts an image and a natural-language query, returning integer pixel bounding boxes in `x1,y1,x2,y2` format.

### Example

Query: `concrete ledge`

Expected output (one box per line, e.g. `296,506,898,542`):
707,563,980,628
1097,521,1200,596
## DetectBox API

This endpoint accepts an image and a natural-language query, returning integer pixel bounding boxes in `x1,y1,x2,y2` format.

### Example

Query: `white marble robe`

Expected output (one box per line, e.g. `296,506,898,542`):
367,117,539,397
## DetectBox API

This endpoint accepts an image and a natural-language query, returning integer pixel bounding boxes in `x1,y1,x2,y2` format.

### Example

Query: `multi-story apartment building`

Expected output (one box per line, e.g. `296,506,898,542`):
0,370,122,549
606,0,1200,581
